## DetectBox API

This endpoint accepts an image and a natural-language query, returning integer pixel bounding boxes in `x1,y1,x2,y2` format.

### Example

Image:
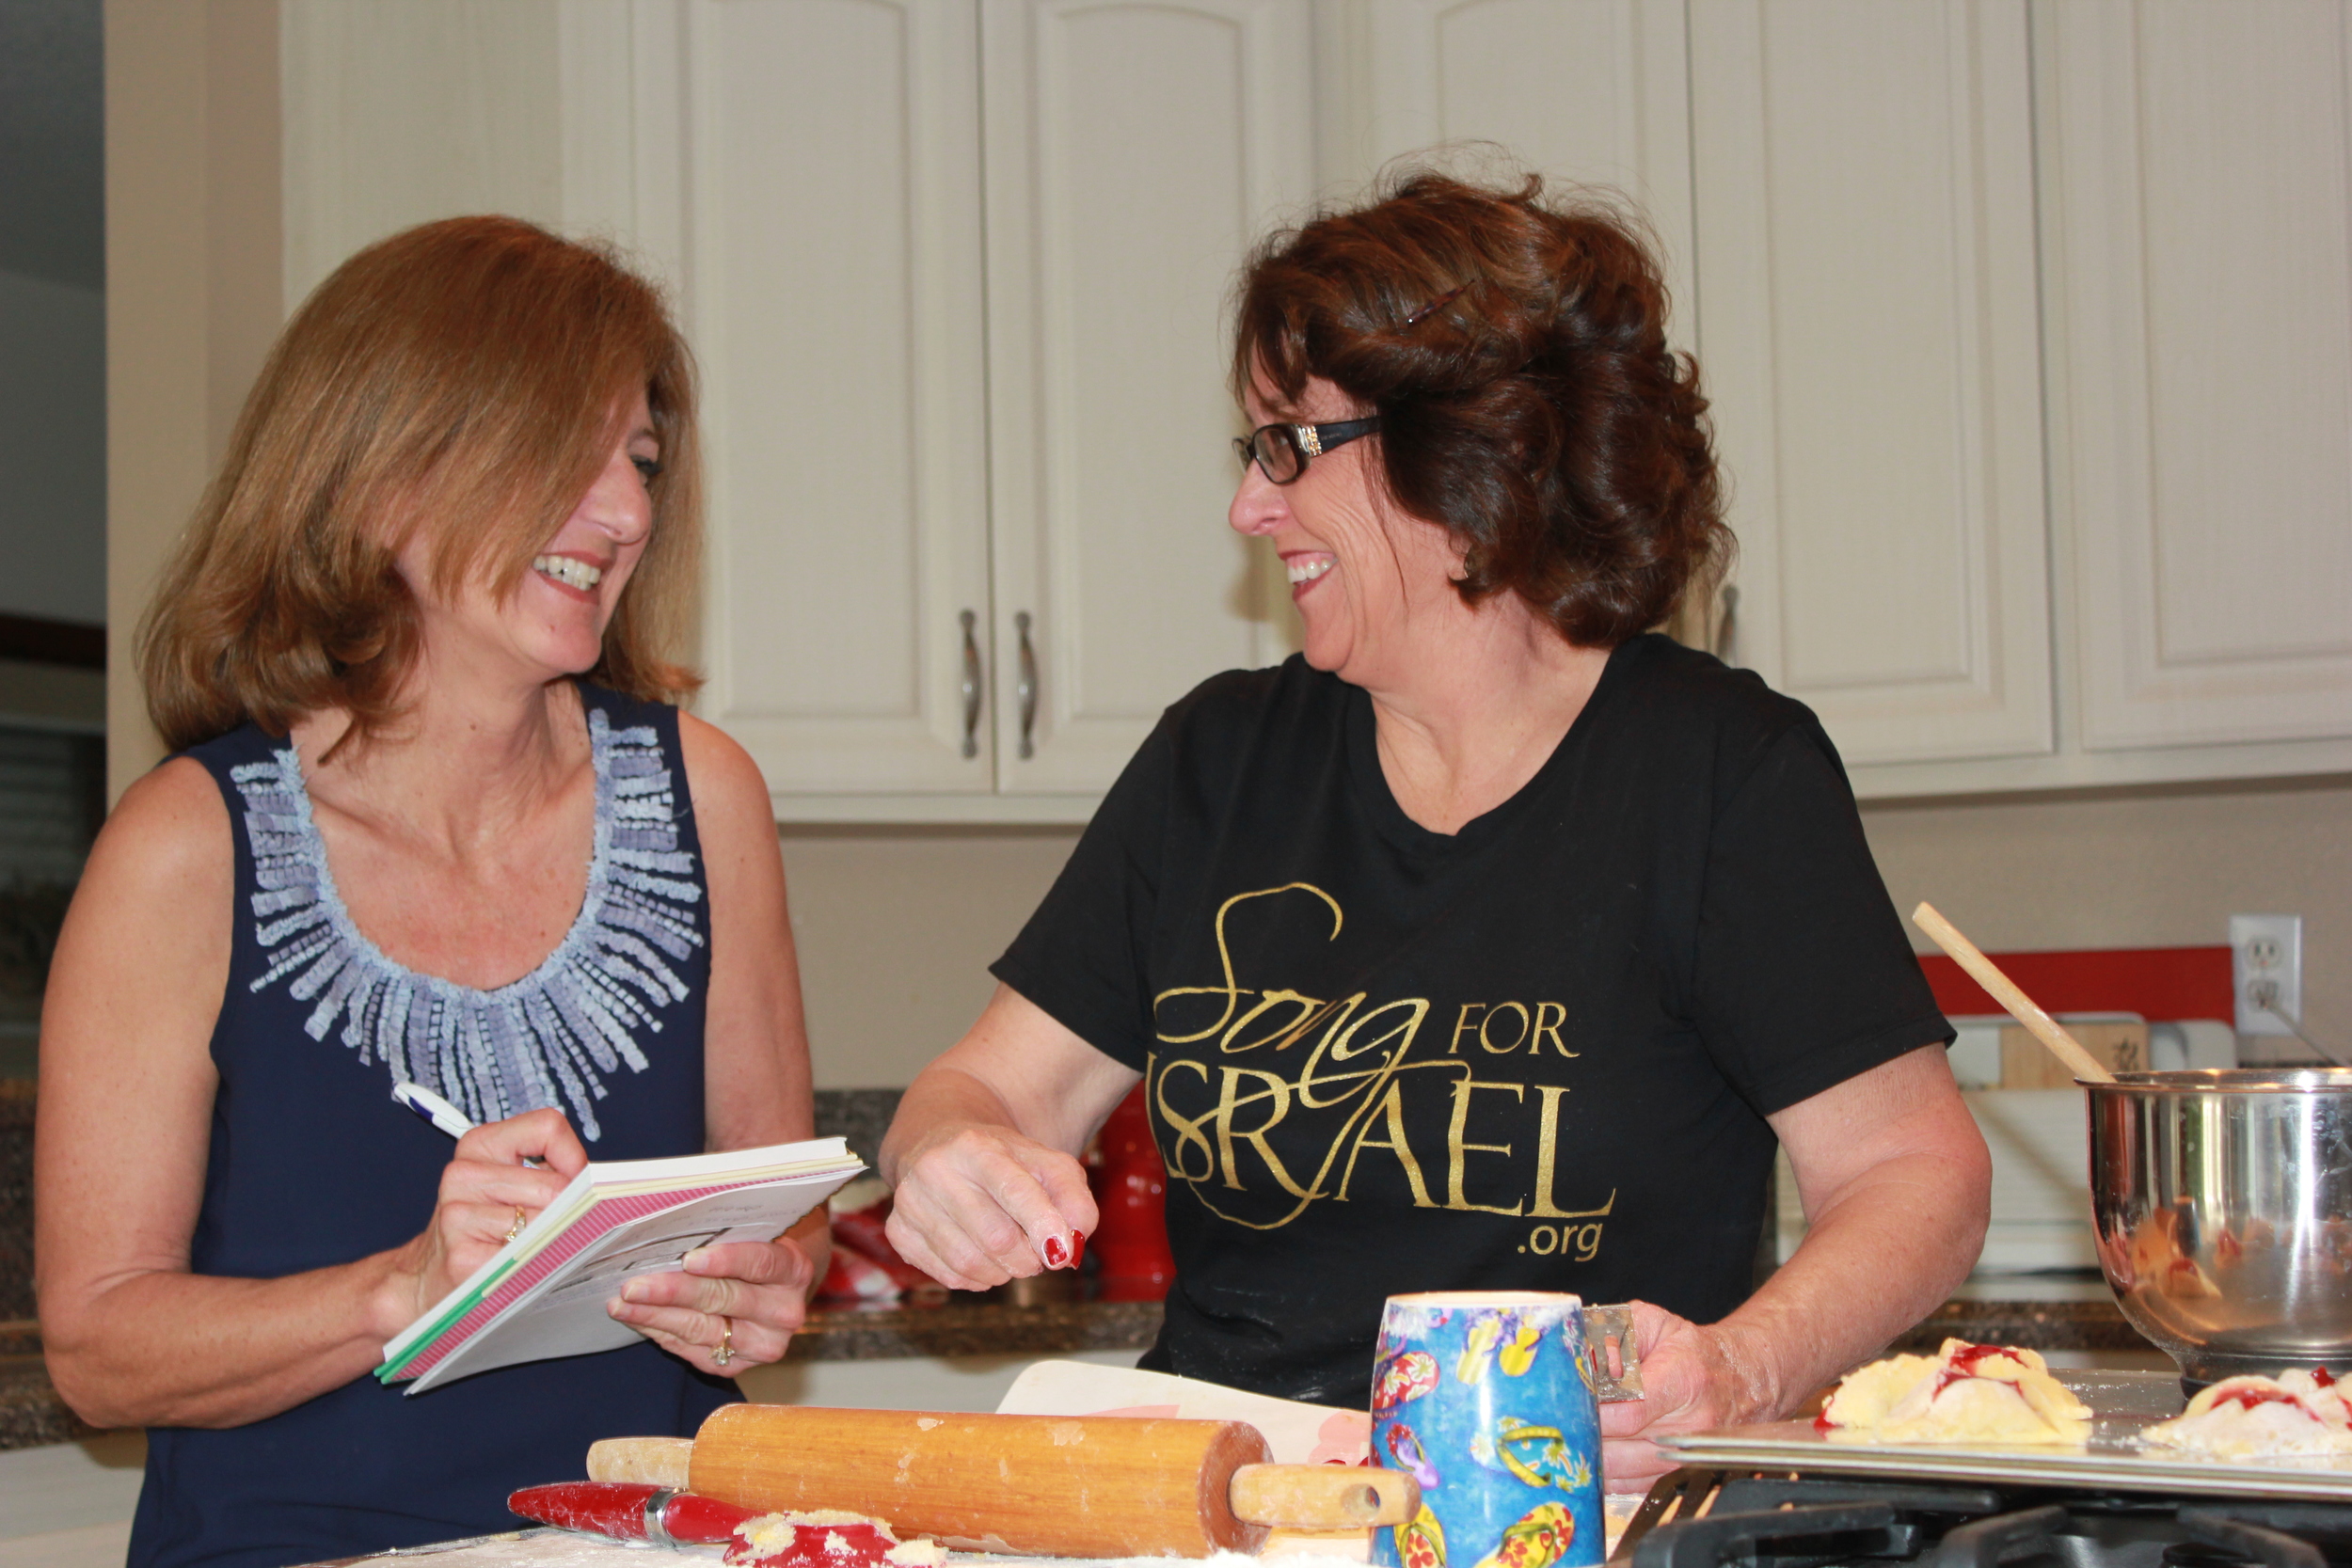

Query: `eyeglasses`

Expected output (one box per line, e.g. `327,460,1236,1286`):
1233,417,1382,484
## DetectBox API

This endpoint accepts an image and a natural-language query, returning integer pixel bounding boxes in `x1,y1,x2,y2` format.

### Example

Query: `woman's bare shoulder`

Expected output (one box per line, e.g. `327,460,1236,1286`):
85,756,234,905
675,711,773,846
43,756,234,1085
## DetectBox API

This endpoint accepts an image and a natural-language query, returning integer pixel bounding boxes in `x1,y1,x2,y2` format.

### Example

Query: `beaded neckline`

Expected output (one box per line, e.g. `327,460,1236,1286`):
228,700,704,1141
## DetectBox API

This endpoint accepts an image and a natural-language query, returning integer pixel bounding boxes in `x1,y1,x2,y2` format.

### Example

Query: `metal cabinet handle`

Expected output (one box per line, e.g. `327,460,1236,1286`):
1015,610,1039,760
959,610,983,759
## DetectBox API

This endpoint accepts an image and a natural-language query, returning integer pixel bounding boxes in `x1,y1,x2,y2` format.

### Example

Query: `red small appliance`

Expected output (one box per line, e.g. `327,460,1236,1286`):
1087,1084,1174,1301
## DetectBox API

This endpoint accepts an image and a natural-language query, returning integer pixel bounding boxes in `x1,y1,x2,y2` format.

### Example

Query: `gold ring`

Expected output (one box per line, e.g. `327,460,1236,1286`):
503,1206,528,1243
711,1321,734,1368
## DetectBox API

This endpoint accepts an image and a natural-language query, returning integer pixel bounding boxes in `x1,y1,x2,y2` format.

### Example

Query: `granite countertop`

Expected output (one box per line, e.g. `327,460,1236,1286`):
0,1294,2142,1453
1884,1297,2152,1354
0,1080,30,1324
1,1317,96,1449
783,1298,1166,1361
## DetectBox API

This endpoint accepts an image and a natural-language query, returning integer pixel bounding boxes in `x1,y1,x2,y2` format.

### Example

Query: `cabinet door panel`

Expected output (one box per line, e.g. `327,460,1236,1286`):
2048,0,2352,750
684,0,993,793
984,0,1313,793
282,0,567,305
1347,0,1694,338
1691,0,2052,766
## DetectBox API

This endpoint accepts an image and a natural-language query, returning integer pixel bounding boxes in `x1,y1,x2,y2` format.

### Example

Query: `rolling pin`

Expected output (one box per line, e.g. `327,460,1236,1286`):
589,1403,1420,1559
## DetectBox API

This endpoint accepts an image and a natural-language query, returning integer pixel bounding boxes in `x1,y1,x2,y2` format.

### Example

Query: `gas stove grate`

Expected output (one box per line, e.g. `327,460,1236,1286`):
1614,1469,2352,1568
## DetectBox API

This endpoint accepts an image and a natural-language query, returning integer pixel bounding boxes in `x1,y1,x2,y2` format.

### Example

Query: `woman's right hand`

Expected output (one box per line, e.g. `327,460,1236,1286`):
377,1107,587,1333
883,1119,1100,1291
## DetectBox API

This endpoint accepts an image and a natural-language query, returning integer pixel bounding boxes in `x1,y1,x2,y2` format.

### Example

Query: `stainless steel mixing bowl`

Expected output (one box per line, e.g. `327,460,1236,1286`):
2087,1069,2352,1386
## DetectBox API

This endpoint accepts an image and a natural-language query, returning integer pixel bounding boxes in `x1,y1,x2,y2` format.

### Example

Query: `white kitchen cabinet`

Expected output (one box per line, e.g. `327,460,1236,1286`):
669,0,1314,811
669,0,1313,811
278,0,2352,816
289,0,1004,801
1321,0,2351,795
284,0,1311,819
979,0,1313,795
1840,0,2352,798
1318,0,1696,333
671,0,996,800
1315,0,2054,772
1312,0,1708,657
2042,0,2352,754
1688,0,2054,770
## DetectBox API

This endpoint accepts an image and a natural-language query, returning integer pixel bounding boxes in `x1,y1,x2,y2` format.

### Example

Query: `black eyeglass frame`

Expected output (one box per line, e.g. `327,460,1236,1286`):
1233,417,1383,484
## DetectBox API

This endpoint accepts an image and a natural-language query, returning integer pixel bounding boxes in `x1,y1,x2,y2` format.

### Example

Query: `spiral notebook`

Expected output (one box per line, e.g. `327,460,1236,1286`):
376,1136,865,1393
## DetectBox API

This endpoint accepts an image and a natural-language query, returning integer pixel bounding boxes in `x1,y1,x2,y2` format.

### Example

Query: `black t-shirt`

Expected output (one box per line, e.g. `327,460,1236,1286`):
993,633,1950,1406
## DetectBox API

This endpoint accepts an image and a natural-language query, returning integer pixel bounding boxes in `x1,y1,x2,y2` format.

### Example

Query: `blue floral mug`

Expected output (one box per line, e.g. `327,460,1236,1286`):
1370,1292,1632,1568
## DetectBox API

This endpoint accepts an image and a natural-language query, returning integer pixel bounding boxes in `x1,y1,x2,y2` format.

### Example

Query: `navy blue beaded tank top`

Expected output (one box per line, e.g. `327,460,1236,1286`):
131,685,738,1568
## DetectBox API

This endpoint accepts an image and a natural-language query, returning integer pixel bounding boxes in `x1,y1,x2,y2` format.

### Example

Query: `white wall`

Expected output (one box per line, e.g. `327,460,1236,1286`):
0,267,105,626
1865,778,2352,1048
783,827,1078,1090
104,0,283,800
0,1432,144,1568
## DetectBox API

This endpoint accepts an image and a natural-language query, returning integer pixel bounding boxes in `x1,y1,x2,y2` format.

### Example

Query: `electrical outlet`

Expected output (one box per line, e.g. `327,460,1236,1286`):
2231,913,2304,1037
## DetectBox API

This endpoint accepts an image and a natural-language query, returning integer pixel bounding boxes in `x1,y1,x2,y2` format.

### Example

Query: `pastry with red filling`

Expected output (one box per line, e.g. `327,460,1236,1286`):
1815,1338,2092,1446
2141,1369,2352,1459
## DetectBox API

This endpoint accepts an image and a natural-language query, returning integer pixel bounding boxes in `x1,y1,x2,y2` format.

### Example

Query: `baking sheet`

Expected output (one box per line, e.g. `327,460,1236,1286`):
1661,1370,2352,1501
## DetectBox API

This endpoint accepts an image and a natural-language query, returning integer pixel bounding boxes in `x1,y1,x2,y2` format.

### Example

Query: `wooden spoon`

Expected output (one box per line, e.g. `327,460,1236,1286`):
1911,902,2116,1085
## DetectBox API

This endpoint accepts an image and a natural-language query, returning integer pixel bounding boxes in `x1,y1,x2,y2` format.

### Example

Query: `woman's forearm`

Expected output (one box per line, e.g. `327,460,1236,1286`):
1712,1140,1990,1420
879,991,1137,1289
1701,1044,1992,1421
44,1108,585,1430
43,1247,418,1430
879,1063,1027,1186
881,986,1142,1192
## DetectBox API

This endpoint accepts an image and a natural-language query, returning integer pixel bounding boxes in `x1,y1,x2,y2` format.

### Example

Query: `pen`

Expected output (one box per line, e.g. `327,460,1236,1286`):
392,1081,548,1168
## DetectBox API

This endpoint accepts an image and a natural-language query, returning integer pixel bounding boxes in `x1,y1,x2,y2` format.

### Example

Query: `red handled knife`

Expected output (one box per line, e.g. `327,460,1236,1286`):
508,1481,920,1567
510,1481,759,1547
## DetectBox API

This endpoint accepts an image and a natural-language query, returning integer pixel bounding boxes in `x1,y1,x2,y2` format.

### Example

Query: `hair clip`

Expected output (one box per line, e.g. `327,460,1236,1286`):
1405,284,1469,326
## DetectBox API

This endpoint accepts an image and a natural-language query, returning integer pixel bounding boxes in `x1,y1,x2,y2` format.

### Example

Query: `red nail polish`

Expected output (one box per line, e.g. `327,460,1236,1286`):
1041,1234,1067,1269
1069,1230,1087,1270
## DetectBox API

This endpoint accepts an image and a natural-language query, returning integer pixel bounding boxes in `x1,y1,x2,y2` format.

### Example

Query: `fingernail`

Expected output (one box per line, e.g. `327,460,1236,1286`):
1041,1234,1067,1269
682,1246,710,1271
1069,1231,1087,1271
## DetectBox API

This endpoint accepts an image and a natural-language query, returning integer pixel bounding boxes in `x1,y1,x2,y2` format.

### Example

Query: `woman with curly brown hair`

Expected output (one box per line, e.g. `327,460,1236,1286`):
35,216,824,1568
882,173,1989,1484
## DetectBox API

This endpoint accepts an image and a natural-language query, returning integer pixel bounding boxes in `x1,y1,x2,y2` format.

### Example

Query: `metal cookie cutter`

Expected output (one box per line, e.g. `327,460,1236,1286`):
1580,1302,1644,1402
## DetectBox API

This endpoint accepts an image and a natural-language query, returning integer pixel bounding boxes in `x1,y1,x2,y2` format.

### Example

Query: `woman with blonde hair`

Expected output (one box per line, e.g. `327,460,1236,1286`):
36,216,824,1568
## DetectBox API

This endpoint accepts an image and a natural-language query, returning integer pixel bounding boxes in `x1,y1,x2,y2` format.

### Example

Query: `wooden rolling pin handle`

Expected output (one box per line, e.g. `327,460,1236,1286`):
1229,1464,1420,1528
587,1436,692,1488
